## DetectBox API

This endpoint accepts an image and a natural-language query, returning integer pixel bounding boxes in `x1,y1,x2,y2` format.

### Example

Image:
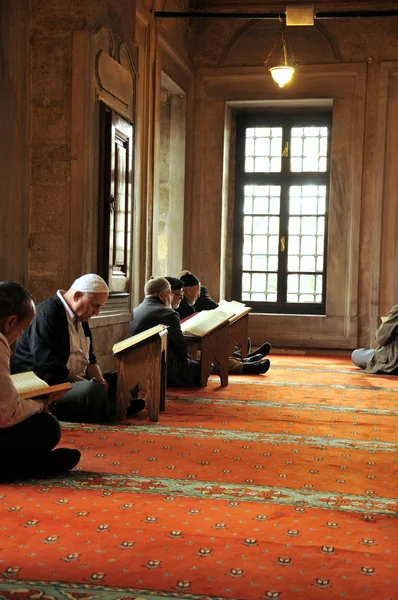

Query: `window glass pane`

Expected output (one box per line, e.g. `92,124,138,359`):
252,235,267,253
252,255,267,270
288,255,299,271
290,126,329,172
244,216,252,234
253,216,267,234
253,197,269,214
245,127,282,173
252,273,266,292
268,255,278,271
242,273,250,291
243,235,252,254
288,235,300,254
255,138,270,156
268,235,279,254
291,157,302,171
301,236,316,254
301,256,316,271
242,255,251,270
245,157,254,172
300,274,315,293
289,217,301,234
267,273,278,292
245,138,254,155
288,274,298,293
244,197,253,213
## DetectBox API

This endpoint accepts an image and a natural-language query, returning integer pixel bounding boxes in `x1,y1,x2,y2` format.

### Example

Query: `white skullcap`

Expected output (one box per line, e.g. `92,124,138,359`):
71,274,109,294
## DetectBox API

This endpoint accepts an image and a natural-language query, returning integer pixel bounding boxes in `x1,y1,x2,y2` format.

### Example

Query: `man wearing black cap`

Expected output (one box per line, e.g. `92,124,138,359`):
165,276,185,311
176,270,272,361
177,271,201,320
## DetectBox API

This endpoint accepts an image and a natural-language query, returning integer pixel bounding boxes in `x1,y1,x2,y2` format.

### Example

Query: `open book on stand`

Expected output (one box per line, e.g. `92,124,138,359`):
11,371,71,399
216,300,252,323
113,324,168,355
181,310,231,337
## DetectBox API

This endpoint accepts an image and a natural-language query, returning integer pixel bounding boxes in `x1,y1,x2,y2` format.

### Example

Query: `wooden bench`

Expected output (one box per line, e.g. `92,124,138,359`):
114,326,168,422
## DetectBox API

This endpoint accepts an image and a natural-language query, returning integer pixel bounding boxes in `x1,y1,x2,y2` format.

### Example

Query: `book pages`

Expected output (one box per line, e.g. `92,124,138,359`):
216,300,252,323
11,371,49,395
181,310,230,337
10,372,72,399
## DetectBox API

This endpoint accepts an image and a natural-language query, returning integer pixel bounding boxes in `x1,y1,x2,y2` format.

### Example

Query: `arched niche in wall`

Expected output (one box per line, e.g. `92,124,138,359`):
221,20,341,67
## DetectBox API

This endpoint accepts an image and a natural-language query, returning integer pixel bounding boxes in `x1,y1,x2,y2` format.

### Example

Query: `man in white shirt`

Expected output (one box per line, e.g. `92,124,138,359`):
12,274,145,422
0,281,80,479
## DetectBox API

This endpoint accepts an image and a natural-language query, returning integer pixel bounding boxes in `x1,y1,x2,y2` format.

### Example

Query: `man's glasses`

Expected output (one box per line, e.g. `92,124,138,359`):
172,292,184,298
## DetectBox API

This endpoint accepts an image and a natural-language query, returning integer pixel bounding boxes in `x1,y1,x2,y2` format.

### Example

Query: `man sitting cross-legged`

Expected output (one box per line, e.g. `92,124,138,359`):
177,270,272,361
129,277,270,388
0,281,80,479
11,274,145,423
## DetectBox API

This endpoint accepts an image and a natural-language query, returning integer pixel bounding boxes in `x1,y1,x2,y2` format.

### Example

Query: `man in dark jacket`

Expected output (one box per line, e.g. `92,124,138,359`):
12,274,144,422
130,277,202,387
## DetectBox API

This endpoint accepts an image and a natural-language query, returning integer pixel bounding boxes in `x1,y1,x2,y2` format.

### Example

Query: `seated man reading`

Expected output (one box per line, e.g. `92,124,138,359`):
11,274,144,422
130,277,269,388
177,270,271,361
0,281,80,478
352,305,398,374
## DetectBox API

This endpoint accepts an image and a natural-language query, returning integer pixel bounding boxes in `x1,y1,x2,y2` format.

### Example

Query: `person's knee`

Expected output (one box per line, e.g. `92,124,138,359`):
33,412,62,449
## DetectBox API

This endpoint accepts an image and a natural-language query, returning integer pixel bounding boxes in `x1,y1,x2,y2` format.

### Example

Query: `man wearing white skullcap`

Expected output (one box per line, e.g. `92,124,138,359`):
11,275,145,422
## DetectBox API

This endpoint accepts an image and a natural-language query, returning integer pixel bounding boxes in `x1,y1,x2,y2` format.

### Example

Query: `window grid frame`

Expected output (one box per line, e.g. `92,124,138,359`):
233,111,332,315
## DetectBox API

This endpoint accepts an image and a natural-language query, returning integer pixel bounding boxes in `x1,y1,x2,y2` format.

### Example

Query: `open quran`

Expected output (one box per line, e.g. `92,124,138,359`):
180,310,231,337
215,300,252,323
11,371,71,399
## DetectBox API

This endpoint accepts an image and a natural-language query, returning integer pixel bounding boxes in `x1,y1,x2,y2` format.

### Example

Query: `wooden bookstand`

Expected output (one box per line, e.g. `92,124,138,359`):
228,311,251,358
184,322,229,387
115,328,168,422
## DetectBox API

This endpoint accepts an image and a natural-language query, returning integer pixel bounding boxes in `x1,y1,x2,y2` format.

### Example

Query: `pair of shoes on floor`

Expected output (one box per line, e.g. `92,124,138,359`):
247,342,271,359
242,358,270,375
127,384,146,415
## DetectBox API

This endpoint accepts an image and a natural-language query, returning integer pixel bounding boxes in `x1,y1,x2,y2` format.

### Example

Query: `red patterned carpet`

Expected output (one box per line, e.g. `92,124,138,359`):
1,354,398,600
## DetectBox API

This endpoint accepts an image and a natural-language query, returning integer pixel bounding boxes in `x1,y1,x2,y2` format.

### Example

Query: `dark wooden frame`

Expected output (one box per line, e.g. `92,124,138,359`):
233,110,332,316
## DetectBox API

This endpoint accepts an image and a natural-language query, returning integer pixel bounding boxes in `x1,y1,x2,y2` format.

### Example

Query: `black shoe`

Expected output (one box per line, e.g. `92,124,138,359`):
242,358,270,375
247,342,271,359
127,398,146,415
130,383,142,398
45,448,81,474
242,353,263,363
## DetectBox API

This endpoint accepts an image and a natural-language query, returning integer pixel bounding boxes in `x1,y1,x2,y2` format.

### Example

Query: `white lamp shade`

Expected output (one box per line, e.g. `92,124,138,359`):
270,65,295,87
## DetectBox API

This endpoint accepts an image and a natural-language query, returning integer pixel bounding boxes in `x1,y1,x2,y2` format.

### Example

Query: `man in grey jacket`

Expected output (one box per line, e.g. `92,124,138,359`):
352,305,398,373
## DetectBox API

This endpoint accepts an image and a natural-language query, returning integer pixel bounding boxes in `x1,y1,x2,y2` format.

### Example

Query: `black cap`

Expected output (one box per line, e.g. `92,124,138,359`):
165,276,184,291
180,272,200,287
